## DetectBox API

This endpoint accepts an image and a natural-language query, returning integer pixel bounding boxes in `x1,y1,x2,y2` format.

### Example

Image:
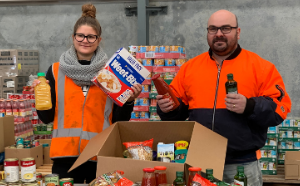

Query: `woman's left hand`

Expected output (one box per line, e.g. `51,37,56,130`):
127,84,142,103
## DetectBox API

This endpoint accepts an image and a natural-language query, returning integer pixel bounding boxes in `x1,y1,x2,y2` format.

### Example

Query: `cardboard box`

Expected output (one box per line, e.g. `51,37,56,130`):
38,139,53,164
0,116,15,153
5,145,43,168
70,121,227,182
285,151,300,179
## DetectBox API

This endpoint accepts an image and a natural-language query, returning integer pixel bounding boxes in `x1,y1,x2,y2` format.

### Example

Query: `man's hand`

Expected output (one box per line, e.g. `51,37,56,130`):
157,95,174,113
225,93,247,114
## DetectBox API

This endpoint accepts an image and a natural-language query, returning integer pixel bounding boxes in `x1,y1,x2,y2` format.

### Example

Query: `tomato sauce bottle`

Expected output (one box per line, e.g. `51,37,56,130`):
154,166,167,186
188,167,201,186
141,168,156,186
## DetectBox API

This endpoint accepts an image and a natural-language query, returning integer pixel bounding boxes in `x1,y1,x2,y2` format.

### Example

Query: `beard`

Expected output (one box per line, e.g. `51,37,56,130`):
208,32,238,56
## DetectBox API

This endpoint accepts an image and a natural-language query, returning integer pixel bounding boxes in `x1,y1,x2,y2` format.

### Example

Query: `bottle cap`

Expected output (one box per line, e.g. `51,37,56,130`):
154,166,167,170
206,169,213,174
143,168,155,173
189,167,202,172
227,73,233,80
176,171,184,177
237,166,244,172
37,72,46,77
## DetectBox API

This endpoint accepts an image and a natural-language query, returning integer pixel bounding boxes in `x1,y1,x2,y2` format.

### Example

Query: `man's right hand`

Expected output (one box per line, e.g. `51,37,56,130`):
157,95,174,113
30,79,49,93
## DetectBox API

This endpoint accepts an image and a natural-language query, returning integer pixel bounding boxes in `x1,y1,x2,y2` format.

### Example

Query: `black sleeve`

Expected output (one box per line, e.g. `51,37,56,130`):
112,101,134,123
36,65,56,124
157,98,189,121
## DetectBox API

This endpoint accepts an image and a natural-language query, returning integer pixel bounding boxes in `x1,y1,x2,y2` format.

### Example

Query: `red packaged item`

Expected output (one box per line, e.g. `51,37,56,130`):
123,139,153,161
0,99,5,117
19,100,26,117
191,174,217,186
151,74,180,111
5,100,13,116
92,48,150,107
141,168,156,186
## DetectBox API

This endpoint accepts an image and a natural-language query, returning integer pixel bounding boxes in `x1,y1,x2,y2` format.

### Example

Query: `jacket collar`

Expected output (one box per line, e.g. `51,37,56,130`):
209,44,242,60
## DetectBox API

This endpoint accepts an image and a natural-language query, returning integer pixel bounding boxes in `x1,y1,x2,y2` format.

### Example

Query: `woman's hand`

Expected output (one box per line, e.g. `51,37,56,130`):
30,79,49,93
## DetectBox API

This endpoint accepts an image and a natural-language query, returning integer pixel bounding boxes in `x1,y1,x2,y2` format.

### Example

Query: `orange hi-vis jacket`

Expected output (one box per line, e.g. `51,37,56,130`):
157,45,292,164
50,62,114,159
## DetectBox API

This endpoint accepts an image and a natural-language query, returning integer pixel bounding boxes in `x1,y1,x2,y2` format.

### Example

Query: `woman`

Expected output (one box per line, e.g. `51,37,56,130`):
31,3,141,183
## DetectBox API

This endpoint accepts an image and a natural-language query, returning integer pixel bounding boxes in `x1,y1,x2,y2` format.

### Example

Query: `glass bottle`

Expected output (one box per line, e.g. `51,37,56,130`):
233,166,247,186
173,171,185,186
141,168,156,186
205,169,215,183
188,167,201,186
225,73,238,94
154,166,167,186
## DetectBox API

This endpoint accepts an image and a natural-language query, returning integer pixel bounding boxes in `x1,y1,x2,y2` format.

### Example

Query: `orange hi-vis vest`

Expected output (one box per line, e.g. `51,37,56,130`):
50,62,114,159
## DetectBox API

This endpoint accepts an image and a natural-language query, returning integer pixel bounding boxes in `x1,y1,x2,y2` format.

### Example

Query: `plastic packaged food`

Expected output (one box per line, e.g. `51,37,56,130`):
140,112,149,119
123,139,153,161
89,170,132,186
151,74,179,111
142,85,150,92
191,173,216,186
140,98,150,106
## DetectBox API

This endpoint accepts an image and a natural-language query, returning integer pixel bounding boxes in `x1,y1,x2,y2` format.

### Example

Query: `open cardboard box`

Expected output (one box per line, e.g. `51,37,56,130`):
70,121,227,182
38,139,53,164
285,151,300,179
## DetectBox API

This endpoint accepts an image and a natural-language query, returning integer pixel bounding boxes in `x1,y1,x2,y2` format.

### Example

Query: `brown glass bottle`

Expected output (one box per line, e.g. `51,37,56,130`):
225,73,237,94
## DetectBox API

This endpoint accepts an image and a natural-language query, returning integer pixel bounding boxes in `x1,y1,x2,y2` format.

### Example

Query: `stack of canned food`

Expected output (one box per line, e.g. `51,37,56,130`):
136,58,187,67
1,158,42,186
8,137,40,149
33,123,53,140
1,158,74,186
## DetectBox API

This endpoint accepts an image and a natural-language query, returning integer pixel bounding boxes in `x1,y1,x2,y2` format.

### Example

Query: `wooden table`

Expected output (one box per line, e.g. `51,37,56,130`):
36,164,52,177
263,165,300,185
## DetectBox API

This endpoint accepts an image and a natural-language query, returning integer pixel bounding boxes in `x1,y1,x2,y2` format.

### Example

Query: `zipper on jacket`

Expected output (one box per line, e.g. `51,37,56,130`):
212,61,223,131
78,86,90,153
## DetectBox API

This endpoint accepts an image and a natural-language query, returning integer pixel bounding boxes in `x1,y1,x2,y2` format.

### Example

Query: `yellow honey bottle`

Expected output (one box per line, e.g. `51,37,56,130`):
34,72,52,110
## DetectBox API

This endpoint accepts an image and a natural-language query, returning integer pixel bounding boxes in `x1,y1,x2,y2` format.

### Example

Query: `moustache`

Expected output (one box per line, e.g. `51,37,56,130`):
213,37,227,43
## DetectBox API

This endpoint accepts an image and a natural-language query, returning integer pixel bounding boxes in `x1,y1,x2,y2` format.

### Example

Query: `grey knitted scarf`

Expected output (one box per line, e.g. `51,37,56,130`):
59,45,108,86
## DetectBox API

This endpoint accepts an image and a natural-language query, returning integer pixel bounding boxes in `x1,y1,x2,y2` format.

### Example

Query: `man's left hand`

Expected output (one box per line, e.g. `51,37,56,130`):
225,93,247,114
127,84,142,103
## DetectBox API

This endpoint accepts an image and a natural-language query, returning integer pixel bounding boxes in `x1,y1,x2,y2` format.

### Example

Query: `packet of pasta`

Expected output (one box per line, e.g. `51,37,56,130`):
89,170,126,186
123,139,154,161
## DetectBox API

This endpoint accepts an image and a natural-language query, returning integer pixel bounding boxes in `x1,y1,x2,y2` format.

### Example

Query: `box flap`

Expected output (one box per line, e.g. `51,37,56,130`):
186,122,227,180
69,124,117,172
285,151,300,160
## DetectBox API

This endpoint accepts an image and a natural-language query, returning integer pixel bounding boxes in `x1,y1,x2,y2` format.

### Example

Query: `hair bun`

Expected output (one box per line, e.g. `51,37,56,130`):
82,3,96,18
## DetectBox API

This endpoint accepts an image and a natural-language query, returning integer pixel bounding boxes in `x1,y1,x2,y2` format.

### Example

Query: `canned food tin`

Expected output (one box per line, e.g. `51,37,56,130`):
164,59,175,66
32,140,39,147
45,174,59,186
0,182,6,186
279,131,287,138
36,173,42,180
268,150,277,158
16,137,23,146
151,85,157,93
294,142,300,149
36,125,41,132
286,141,293,149
7,183,21,186
175,59,186,67
131,112,140,119
139,46,148,53
23,183,39,186
41,124,47,132
128,46,138,56
163,72,174,80
4,158,19,183
9,145,16,149
294,120,300,127
36,179,43,186
134,99,139,106
170,46,181,53
268,127,276,134
139,98,149,106
142,85,150,92
180,47,186,54
260,161,268,170
140,112,149,119
154,59,164,66
294,131,300,138
159,46,169,53
279,141,286,149
278,152,285,160
21,157,36,182
142,59,153,66
47,125,53,132
148,46,158,53
269,138,277,146
284,119,294,127
268,162,276,170
16,145,24,149
59,178,74,186
260,150,267,158
146,73,151,80
150,112,160,121
287,130,293,138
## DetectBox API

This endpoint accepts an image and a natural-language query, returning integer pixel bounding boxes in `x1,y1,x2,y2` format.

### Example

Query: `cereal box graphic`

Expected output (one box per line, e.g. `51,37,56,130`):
92,47,150,106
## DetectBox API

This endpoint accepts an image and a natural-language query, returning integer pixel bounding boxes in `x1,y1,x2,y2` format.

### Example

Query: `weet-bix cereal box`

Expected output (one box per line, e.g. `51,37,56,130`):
92,47,150,106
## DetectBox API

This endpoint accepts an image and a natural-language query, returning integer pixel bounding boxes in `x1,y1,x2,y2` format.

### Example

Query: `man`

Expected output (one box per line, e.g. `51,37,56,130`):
157,10,291,185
